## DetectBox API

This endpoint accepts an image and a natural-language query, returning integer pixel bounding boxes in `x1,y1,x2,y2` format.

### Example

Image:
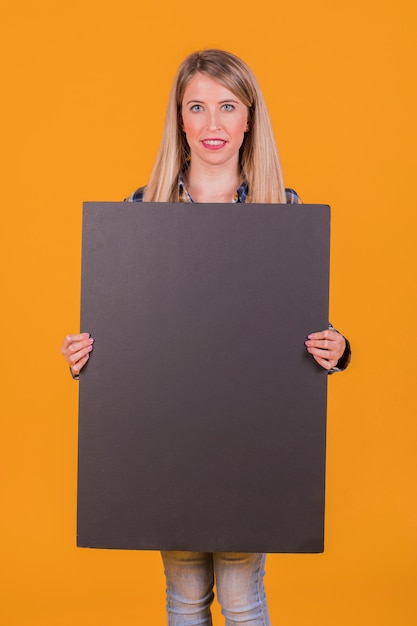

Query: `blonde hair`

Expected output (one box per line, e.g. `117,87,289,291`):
144,49,286,203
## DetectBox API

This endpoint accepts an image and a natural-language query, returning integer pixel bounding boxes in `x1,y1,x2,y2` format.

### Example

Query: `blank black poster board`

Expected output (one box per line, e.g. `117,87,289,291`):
78,202,330,553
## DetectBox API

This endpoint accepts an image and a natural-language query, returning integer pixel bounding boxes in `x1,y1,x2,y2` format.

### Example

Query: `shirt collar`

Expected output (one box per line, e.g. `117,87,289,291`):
178,175,248,204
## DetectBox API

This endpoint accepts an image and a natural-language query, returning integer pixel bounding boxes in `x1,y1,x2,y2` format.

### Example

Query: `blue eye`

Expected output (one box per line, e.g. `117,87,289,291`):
222,104,235,111
190,104,203,112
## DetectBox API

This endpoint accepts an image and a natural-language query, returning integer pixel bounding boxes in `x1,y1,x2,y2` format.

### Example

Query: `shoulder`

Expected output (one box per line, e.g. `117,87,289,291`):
285,188,302,204
125,186,146,202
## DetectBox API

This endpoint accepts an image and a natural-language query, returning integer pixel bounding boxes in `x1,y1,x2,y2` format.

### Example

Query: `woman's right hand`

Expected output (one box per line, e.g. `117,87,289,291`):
60,333,94,378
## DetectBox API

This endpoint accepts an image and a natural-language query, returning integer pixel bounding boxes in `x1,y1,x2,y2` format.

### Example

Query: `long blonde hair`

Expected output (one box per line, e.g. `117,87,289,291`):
144,49,286,203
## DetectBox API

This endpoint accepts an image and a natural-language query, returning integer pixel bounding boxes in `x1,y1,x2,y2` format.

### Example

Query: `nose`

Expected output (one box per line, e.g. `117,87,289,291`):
206,108,220,131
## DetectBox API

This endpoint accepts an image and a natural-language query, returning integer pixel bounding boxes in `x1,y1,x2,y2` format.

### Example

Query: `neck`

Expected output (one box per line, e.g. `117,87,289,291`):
185,160,242,203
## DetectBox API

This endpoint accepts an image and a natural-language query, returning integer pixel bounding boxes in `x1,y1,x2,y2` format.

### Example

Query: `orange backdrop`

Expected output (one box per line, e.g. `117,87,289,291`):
1,1,416,624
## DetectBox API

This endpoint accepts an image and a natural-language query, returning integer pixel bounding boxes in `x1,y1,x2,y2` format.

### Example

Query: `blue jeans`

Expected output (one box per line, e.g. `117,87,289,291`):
161,551,271,625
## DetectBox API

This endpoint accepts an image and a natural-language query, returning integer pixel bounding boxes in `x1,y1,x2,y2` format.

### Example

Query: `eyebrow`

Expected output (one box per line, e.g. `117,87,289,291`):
185,98,241,105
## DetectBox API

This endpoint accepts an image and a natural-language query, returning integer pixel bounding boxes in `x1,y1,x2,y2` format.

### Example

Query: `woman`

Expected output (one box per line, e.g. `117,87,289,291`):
61,49,350,626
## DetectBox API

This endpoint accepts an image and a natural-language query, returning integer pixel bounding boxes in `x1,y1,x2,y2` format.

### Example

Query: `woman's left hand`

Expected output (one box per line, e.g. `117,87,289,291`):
305,329,346,370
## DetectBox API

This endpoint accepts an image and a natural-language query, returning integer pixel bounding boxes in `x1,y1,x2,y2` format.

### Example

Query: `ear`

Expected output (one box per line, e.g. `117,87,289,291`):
245,113,250,132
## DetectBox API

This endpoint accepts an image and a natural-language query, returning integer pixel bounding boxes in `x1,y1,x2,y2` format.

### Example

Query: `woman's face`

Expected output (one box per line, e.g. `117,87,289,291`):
181,72,249,170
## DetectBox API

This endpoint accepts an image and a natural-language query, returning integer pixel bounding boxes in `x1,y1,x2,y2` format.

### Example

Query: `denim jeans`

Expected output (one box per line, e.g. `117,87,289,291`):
161,551,271,625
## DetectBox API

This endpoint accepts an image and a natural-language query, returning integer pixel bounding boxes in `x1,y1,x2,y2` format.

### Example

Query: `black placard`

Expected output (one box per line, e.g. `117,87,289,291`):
77,202,330,553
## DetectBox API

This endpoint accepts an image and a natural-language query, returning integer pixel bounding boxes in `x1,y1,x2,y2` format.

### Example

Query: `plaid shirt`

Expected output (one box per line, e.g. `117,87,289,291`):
127,178,301,204
126,178,350,372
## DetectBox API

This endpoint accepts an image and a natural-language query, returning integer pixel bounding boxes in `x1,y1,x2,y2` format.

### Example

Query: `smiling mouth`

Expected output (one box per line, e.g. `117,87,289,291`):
201,139,227,149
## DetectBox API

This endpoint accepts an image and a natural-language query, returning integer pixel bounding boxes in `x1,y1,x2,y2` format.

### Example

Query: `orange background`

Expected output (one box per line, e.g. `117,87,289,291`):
1,1,416,624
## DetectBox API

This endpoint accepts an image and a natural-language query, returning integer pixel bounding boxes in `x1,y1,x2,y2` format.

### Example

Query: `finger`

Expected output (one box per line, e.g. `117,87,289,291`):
65,336,94,356
62,340,94,368
308,328,342,341
308,336,345,360
306,332,344,349
67,336,94,354
66,343,94,367
312,354,337,370
60,333,91,353
307,330,331,341
71,352,91,375
306,345,339,361
331,338,346,361
305,338,332,350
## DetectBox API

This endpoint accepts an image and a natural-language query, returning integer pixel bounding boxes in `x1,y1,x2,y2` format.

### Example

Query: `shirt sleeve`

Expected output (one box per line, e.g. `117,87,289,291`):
285,188,302,204
289,192,350,374
125,186,146,202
